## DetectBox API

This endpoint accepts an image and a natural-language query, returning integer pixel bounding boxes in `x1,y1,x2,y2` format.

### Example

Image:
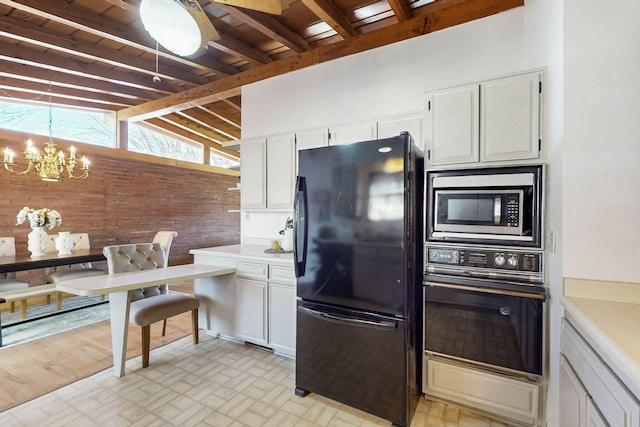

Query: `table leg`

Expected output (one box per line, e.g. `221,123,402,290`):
109,290,131,377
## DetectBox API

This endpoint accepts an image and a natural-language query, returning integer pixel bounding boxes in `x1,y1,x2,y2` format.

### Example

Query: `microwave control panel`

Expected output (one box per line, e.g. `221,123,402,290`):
506,194,520,227
427,246,542,274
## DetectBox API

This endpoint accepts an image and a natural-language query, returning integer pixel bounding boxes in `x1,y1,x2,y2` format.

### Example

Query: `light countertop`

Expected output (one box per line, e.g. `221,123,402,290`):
562,295,640,399
189,244,294,267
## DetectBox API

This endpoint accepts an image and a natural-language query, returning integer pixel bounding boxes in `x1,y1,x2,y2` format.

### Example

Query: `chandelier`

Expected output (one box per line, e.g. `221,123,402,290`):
3,87,90,182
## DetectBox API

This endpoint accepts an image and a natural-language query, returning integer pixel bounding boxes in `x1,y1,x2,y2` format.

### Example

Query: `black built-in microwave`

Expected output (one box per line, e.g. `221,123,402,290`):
426,165,543,248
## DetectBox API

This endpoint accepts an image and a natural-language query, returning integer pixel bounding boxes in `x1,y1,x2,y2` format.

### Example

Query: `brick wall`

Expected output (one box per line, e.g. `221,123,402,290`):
1,152,240,285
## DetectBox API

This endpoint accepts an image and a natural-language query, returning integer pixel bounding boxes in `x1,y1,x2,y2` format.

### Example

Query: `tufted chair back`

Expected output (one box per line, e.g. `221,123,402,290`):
103,243,167,302
0,237,18,280
152,231,177,265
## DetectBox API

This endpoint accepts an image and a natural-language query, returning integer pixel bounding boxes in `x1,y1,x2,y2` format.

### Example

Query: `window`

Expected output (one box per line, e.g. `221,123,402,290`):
128,123,203,163
0,100,116,147
210,148,240,169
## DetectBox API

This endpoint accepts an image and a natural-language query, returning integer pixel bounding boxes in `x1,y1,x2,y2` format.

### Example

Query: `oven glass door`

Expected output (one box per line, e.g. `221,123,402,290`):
423,282,543,376
434,190,523,235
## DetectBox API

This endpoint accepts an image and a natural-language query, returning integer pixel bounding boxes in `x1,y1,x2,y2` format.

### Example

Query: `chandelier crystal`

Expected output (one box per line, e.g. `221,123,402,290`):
3,87,90,182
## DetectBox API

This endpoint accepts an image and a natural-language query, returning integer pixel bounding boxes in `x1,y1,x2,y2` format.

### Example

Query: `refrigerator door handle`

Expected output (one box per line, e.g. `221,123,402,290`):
293,176,308,277
298,305,398,330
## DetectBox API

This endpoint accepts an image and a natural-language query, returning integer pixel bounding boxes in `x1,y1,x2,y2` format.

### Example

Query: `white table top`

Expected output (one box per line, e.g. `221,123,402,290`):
190,244,294,266
562,296,640,399
56,264,235,296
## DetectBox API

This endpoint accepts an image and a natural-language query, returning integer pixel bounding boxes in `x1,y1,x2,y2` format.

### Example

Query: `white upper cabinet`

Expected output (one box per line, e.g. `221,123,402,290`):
425,83,480,165
240,134,295,210
425,71,542,167
266,133,296,209
296,127,329,151
378,112,424,152
480,72,541,162
240,138,267,209
329,120,378,145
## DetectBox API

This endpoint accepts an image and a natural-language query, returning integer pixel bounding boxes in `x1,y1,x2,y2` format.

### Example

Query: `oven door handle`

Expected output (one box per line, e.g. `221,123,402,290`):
424,280,546,300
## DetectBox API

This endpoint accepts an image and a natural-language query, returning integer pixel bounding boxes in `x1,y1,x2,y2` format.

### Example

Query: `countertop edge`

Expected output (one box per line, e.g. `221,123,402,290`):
190,244,294,266
561,296,640,399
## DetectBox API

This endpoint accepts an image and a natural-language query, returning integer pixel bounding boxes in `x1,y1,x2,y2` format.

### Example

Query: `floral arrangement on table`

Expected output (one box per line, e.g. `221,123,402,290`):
16,206,62,230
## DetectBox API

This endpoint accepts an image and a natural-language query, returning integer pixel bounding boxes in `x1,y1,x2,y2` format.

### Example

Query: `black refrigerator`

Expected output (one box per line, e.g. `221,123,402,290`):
293,132,424,427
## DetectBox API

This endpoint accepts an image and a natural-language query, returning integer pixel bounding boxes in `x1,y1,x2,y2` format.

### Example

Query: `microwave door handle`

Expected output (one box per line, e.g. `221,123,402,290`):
494,196,501,225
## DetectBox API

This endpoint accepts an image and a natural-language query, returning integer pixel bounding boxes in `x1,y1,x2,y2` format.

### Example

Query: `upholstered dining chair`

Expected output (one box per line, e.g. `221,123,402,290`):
45,233,106,284
152,231,178,265
102,242,200,369
0,237,30,311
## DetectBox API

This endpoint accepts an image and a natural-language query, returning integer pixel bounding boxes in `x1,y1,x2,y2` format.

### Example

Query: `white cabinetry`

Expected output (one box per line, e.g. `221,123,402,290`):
267,265,296,357
425,71,542,167
561,318,640,427
234,262,268,346
240,134,295,210
378,112,424,152
240,138,266,209
296,128,329,151
329,120,377,145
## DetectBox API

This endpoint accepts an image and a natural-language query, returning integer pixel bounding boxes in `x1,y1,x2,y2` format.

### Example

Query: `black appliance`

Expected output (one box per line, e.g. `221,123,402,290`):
426,166,544,247
424,244,546,377
293,133,424,427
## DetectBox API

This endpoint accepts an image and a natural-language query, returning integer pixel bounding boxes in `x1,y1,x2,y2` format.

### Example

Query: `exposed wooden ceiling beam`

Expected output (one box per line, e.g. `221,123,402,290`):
118,0,523,122
145,117,240,159
0,59,160,101
301,0,357,39
0,41,182,94
221,98,241,112
0,0,237,76
104,0,138,12
176,110,240,140
387,0,412,21
212,3,311,53
208,34,273,66
196,104,241,130
165,112,234,143
0,15,210,87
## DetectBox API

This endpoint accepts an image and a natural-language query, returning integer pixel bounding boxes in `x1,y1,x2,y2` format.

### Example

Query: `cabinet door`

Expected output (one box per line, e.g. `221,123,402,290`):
329,120,377,146
268,282,296,357
295,128,328,174
480,72,541,162
560,355,587,427
235,277,267,345
266,134,295,209
426,84,480,165
587,397,610,427
240,138,267,209
378,113,424,152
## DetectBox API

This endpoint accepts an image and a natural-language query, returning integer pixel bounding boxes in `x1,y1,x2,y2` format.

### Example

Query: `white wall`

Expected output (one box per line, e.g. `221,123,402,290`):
241,1,564,425
564,0,640,283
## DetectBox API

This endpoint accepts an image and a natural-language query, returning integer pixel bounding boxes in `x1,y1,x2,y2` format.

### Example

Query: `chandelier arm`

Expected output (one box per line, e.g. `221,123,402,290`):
4,161,35,176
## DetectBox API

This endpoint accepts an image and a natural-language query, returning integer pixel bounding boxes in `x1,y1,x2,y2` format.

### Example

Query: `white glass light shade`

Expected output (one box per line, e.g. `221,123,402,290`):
139,0,203,57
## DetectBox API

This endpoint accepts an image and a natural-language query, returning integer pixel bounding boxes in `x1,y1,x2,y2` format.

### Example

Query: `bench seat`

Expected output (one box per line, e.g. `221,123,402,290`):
0,284,61,319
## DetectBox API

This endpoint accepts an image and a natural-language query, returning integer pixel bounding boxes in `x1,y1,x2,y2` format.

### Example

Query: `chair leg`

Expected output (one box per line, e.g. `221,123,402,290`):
141,325,151,368
46,294,51,305
192,308,199,345
161,319,167,337
20,300,27,320
56,292,61,311
10,301,15,313
100,294,105,302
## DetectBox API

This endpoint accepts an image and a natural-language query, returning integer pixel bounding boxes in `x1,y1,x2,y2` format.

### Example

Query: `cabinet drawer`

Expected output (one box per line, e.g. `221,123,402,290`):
269,265,295,283
561,319,640,427
236,262,268,279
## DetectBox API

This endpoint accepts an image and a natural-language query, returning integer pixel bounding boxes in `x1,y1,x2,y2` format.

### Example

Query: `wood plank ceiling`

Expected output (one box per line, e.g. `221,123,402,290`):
0,0,523,161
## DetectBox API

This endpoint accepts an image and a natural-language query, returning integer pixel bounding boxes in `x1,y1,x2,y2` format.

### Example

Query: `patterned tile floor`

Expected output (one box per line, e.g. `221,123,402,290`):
0,334,513,427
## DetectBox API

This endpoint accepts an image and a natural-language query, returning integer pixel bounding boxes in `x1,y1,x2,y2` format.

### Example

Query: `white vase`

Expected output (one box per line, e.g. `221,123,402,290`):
281,229,293,252
27,226,48,257
55,231,74,255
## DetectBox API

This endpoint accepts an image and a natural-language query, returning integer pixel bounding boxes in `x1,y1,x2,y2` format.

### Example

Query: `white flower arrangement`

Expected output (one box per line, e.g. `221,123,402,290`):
16,207,62,230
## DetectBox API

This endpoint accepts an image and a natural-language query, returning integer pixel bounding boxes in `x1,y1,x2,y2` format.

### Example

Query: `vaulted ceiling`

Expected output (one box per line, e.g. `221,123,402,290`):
0,0,522,161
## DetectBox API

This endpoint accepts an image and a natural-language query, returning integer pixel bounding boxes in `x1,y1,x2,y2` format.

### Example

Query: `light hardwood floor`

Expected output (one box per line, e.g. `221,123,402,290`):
0,282,514,427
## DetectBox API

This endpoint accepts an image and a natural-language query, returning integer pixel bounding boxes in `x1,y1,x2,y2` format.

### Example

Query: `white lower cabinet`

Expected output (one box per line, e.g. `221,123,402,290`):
423,355,540,425
230,260,296,356
235,276,268,346
561,318,639,427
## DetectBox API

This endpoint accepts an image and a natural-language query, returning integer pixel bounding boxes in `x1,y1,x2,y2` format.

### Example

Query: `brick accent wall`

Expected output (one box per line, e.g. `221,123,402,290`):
1,152,240,285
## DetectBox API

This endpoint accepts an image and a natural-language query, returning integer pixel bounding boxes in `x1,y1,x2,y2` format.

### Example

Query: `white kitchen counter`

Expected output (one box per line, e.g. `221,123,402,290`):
189,244,294,267
562,286,640,399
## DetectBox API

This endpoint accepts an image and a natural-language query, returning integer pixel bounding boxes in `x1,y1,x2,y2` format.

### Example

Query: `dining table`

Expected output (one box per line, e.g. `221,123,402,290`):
0,248,106,274
56,263,235,377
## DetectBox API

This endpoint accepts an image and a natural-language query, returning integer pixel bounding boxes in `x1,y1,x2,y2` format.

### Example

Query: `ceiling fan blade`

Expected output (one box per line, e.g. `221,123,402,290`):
189,0,221,41
213,0,283,15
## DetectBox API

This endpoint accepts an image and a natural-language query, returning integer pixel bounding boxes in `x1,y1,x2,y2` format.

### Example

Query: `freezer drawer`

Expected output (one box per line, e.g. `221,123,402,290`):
295,301,416,427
